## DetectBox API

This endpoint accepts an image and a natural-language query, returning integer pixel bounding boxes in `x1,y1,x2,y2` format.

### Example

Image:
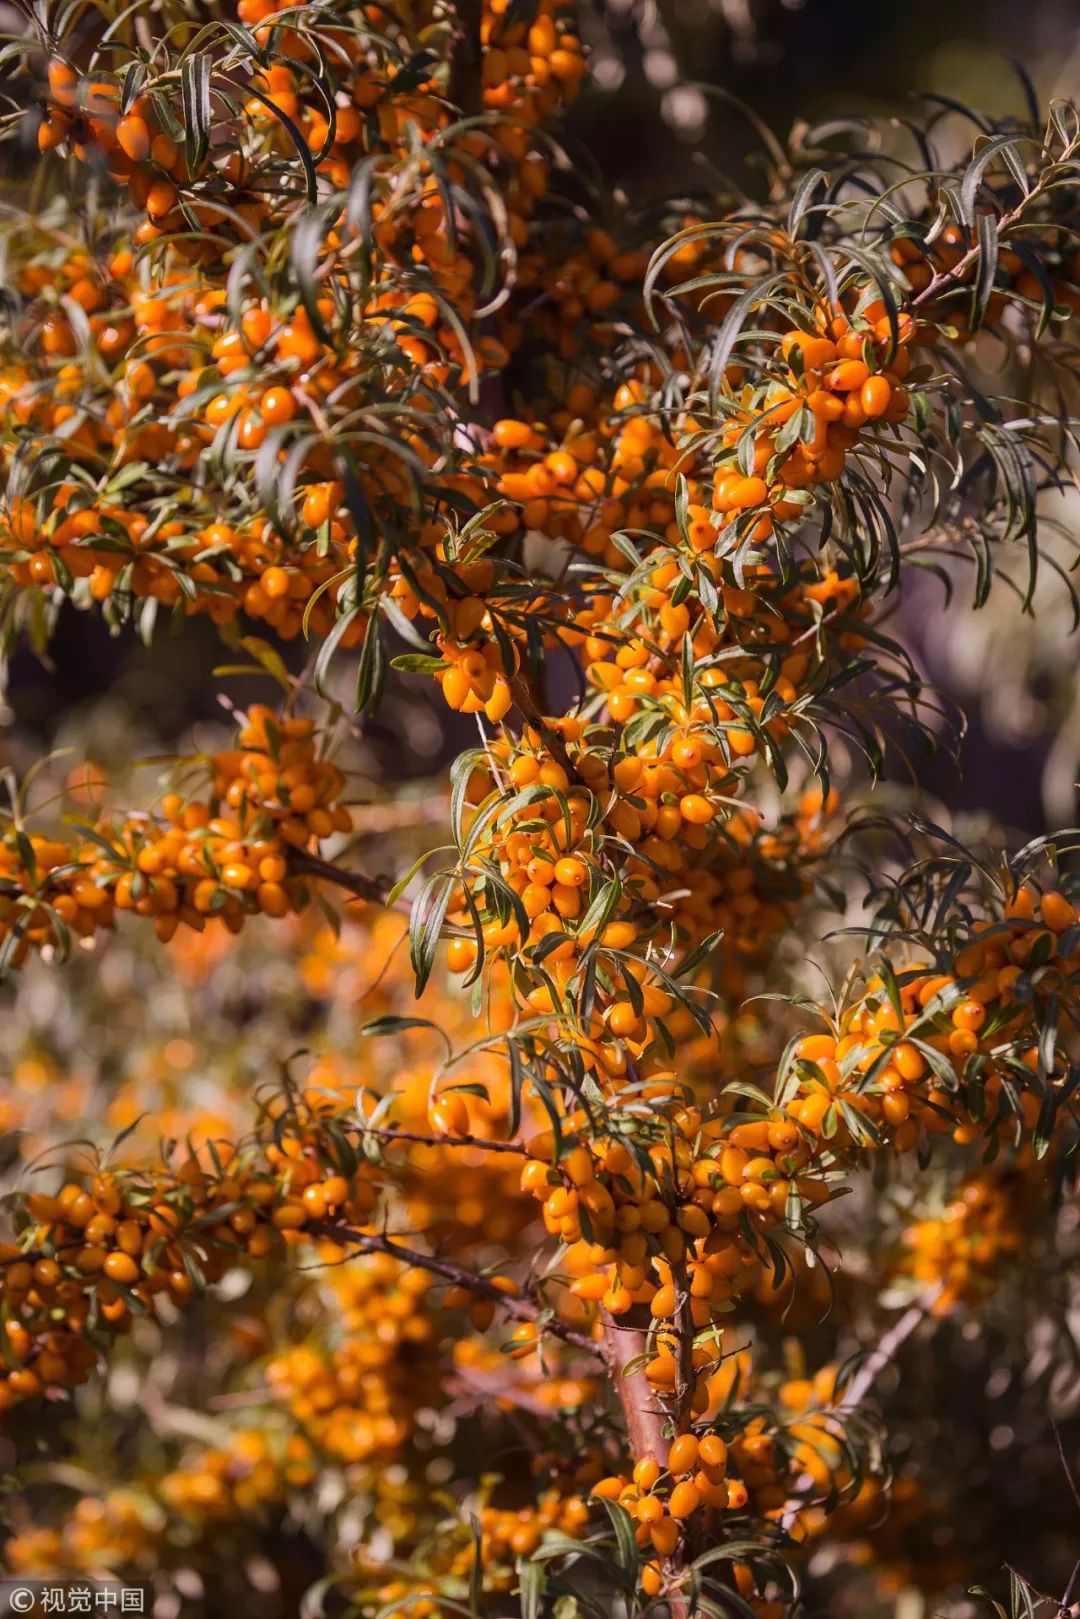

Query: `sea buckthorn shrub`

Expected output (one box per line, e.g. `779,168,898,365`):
1,2,1080,1615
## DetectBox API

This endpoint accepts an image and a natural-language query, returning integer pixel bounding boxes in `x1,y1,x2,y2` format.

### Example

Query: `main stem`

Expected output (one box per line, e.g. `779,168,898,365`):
602,1313,692,1619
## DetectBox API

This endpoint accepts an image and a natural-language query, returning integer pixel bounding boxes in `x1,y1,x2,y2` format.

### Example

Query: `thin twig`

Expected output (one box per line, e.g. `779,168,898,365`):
311,1220,600,1357
910,174,1055,315
289,846,398,906
365,1125,530,1156
838,1294,936,1411
1051,1413,1080,1522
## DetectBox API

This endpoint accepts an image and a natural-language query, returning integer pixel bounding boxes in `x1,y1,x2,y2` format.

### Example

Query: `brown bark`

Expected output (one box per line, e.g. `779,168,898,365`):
601,1314,671,1463
288,845,394,904
602,1313,692,1619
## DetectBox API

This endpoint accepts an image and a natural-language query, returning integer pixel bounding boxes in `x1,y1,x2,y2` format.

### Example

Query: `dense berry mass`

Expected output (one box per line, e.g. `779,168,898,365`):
0,3,1079,1616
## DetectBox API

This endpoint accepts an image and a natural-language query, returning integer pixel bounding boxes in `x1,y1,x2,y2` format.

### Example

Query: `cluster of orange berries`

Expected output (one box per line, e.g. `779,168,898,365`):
266,1254,436,1467
0,1112,379,1407
35,0,586,245
899,1171,1029,1314
783,881,1080,1155
521,1102,828,1349
0,0,607,647
360,1489,591,1617
439,696,840,1085
37,61,264,247
432,569,524,724
485,287,913,573
6,1419,428,1581
708,301,915,541
593,1430,739,1562
517,231,651,353
159,1427,319,1517
507,211,734,366
419,339,876,1043
0,264,443,638
269,924,543,1255
7,1491,152,1577
459,1491,590,1572
590,1364,857,1587
491,379,687,561
0,705,350,964
4,1425,323,1576
890,224,1080,340
5,1247,445,1578
7,0,935,736
493,879,1078,1452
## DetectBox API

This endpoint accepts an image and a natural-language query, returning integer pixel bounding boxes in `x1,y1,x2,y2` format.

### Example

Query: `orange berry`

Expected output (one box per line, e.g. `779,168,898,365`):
261,566,290,599
493,418,534,449
642,1562,663,1597
103,1251,140,1285
679,794,715,825
633,1457,661,1491
667,1433,700,1476
447,937,478,973
116,114,150,162
429,1093,470,1137
860,375,892,418
826,359,870,391
554,856,587,887
731,476,768,509
1042,890,1078,931
698,1433,727,1470
261,387,297,426
668,1479,701,1519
